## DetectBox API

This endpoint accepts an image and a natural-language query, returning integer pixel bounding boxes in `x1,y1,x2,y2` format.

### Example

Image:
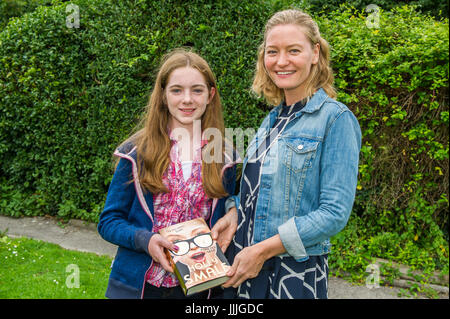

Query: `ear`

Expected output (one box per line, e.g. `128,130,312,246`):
312,43,320,65
208,87,216,104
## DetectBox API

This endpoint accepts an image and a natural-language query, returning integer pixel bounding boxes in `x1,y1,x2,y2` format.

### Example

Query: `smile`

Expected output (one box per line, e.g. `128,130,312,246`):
179,108,195,114
276,71,295,75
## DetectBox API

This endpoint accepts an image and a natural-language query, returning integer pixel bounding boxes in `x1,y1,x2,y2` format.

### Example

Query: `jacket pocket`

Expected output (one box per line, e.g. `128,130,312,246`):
282,137,319,173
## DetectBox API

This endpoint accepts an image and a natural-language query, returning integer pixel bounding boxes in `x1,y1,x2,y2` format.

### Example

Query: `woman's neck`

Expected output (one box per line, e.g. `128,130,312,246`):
284,90,307,106
283,82,312,105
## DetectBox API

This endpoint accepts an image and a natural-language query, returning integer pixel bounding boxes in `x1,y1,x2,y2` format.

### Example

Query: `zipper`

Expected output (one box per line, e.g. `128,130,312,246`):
140,260,154,299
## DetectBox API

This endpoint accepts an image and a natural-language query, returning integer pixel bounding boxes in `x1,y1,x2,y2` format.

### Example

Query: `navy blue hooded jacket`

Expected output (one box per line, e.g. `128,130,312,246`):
98,141,239,298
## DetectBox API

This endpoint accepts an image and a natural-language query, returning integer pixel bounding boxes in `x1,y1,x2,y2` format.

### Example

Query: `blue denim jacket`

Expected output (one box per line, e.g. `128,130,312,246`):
232,88,361,261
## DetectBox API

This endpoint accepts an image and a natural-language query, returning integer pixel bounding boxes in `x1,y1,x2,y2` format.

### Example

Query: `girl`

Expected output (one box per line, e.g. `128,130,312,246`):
98,49,238,299
211,9,361,299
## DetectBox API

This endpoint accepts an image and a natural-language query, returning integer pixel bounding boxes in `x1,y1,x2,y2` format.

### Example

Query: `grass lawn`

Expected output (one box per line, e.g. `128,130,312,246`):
0,235,113,298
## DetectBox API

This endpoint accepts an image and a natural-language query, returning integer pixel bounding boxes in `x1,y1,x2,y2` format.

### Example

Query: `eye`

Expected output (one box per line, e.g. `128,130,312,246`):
170,88,182,94
265,49,277,56
290,49,301,54
193,88,205,94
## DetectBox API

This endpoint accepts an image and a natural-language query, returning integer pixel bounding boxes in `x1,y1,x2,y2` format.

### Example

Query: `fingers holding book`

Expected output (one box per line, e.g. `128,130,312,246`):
211,207,238,253
148,234,178,273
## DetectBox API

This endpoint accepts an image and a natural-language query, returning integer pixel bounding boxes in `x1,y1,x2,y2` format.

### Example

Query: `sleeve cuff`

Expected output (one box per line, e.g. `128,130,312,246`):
232,195,240,209
224,197,236,213
134,229,155,255
278,217,308,261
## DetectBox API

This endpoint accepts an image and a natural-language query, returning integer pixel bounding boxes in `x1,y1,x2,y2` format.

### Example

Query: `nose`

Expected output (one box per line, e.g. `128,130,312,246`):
276,51,289,67
183,90,193,104
190,241,198,250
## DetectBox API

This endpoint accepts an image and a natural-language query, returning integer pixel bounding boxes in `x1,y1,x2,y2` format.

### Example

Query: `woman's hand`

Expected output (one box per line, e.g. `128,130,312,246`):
222,244,266,288
211,207,238,252
147,234,178,273
222,235,287,288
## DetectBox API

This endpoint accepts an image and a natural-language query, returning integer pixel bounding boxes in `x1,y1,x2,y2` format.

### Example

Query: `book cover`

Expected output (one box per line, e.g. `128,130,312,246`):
159,217,230,296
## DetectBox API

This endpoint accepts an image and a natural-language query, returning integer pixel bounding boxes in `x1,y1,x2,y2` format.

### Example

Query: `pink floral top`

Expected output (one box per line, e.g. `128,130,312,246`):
146,136,212,288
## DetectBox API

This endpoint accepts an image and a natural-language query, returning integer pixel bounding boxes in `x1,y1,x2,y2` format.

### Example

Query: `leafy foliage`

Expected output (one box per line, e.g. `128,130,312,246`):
0,0,55,30
316,5,449,281
0,0,281,221
306,0,449,18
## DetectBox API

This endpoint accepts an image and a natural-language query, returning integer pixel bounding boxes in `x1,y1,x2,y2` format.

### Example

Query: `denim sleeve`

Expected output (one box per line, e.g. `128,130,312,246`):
225,197,236,213
278,110,361,260
224,194,240,214
97,158,155,254
233,195,240,210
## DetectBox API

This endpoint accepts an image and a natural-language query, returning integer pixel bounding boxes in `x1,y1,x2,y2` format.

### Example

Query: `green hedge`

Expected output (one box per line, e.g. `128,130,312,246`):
318,5,449,278
0,0,280,221
0,1,448,277
306,0,449,18
0,0,54,30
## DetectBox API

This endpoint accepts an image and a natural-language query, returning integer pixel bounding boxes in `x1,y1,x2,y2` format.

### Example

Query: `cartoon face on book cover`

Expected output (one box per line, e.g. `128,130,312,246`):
160,218,230,288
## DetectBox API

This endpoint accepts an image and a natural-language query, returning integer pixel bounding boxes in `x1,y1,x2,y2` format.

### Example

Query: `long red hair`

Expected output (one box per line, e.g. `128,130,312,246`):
124,49,228,198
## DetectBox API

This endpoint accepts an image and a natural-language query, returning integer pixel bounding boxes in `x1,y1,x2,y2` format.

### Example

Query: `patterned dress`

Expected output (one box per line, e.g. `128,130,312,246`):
230,100,329,299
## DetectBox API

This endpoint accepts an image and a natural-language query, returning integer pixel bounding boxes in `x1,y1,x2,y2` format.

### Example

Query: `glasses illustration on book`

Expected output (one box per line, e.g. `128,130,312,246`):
171,233,213,256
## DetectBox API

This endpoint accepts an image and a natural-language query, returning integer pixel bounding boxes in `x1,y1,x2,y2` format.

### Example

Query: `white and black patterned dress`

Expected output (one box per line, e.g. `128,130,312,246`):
229,100,329,299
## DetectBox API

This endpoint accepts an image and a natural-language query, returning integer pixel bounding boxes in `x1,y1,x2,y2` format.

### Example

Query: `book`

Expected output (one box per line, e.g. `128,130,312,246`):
159,217,231,296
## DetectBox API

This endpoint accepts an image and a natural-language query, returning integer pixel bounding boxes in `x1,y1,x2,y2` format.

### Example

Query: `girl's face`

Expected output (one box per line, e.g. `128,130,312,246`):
165,67,215,132
264,24,319,104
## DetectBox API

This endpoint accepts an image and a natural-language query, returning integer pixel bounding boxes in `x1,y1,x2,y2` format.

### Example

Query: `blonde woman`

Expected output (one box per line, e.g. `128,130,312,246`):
212,9,361,299
98,49,238,299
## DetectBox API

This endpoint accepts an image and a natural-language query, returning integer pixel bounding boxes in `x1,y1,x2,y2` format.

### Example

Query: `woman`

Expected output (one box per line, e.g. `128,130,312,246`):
211,9,361,299
98,49,238,299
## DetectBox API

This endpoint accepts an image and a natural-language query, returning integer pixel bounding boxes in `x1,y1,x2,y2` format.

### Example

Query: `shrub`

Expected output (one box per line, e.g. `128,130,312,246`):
0,0,284,221
325,5,448,234
306,0,449,19
0,0,54,30
317,5,449,277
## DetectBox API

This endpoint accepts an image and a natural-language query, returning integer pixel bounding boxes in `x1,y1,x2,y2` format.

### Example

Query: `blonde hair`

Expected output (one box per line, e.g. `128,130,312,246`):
124,48,228,198
252,9,336,105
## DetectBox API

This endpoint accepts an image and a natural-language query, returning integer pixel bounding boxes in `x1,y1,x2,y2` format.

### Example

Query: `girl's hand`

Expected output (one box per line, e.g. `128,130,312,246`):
211,207,238,252
147,234,178,273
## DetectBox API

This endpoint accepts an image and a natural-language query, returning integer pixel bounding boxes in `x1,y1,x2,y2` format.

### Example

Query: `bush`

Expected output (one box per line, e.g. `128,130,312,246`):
0,0,55,30
316,5,449,277
0,0,283,221
306,0,449,19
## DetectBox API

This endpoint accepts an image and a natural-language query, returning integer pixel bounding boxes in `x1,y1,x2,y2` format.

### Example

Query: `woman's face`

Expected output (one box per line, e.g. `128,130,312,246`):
264,24,319,104
165,66,215,132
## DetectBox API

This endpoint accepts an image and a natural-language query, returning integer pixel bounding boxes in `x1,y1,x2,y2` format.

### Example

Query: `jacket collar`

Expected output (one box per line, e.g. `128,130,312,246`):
266,88,328,129
299,88,328,114
271,87,328,117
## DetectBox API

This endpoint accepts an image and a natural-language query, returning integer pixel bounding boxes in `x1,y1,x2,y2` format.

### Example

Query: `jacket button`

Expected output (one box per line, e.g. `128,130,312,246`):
297,144,304,150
